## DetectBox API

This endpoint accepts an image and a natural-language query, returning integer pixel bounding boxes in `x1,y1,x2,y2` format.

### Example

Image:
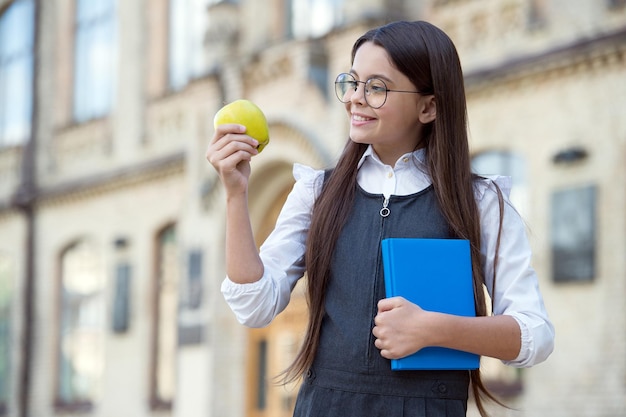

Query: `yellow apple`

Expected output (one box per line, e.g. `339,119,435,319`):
213,99,270,153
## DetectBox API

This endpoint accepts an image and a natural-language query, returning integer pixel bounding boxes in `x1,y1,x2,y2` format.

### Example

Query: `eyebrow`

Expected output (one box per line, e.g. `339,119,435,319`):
349,69,394,84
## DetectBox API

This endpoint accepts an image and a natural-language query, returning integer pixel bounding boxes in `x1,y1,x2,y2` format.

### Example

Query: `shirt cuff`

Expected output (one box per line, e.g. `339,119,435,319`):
502,314,532,367
220,275,276,328
502,313,554,368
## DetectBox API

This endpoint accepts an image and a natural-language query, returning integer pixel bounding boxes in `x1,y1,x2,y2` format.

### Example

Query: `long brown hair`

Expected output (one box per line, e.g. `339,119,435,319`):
282,21,503,416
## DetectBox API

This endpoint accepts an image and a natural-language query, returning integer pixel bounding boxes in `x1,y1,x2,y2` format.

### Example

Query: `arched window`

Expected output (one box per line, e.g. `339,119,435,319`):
56,240,106,410
246,180,307,417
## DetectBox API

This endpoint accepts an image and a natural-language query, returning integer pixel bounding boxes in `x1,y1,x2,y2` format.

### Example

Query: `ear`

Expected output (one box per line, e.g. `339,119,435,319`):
418,95,436,124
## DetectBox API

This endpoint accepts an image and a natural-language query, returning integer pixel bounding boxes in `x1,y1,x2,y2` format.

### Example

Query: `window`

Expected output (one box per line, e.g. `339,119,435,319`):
150,225,179,409
527,0,547,31
308,43,329,99
471,150,528,216
168,0,210,90
551,185,597,282
183,250,203,310
607,0,626,10
256,340,268,410
0,254,13,414
56,240,106,410
73,0,116,123
112,262,131,333
290,0,343,39
0,0,34,147
177,250,204,346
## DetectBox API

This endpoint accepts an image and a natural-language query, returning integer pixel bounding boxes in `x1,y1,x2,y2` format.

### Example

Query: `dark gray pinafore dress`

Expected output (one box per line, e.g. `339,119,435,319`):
292,184,471,417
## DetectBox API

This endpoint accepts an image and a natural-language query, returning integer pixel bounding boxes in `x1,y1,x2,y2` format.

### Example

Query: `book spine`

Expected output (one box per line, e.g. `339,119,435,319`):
381,240,394,298
381,240,400,369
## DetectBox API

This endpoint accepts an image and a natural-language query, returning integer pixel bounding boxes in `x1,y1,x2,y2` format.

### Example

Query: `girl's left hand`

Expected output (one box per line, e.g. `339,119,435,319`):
372,296,435,359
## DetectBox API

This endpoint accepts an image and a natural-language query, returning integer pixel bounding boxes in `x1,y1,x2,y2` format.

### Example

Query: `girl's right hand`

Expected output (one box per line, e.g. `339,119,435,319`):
206,123,260,195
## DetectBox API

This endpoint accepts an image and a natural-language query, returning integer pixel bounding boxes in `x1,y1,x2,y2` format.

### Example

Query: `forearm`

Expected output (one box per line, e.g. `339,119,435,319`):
225,192,264,283
429,313,521,361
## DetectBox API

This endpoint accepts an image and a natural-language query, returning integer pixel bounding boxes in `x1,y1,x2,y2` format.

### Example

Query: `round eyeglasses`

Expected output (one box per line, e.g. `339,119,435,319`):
334,73,423,109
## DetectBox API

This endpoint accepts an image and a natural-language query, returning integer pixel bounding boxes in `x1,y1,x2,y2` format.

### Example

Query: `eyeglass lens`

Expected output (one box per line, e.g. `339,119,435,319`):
334,73,387,109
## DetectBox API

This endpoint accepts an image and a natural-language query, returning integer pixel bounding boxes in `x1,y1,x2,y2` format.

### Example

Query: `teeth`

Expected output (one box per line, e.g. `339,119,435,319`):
353,114,371,122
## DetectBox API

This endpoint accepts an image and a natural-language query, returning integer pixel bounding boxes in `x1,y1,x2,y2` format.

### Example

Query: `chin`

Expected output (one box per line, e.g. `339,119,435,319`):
348,132,373,145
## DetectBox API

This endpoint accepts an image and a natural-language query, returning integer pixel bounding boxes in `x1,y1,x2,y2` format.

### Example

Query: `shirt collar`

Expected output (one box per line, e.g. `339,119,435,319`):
357,144,427,170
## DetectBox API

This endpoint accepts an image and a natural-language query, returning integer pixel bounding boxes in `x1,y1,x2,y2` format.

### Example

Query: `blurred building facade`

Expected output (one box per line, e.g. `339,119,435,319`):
0,0,625,416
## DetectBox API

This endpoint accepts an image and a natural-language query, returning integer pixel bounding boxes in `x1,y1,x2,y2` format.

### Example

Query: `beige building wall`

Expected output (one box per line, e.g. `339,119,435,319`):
0,0,625,417
463,29,626,417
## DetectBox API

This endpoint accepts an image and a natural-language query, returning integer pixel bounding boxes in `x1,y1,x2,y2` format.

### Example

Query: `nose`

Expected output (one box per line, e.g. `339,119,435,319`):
350,81,367,106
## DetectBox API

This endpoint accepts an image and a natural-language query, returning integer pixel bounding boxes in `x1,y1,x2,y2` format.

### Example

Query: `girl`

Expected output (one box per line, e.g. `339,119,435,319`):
207,20,554,417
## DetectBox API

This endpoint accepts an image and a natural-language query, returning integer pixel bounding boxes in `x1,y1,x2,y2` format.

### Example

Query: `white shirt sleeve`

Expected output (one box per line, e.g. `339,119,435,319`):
476,176,555,367
220,164,324,328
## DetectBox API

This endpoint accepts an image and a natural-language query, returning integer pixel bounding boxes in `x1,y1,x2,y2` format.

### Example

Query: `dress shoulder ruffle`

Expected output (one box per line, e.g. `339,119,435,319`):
474,175,512,202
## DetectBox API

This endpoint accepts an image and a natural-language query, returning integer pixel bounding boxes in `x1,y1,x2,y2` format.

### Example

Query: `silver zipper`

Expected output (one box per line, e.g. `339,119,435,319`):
380,197,390,217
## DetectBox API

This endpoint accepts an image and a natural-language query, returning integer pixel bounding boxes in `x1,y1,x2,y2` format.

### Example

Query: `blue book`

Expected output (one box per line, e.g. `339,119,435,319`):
380,238,480,370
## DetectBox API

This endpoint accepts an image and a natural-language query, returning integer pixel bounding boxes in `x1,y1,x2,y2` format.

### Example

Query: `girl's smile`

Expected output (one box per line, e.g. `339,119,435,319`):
351,112,376,125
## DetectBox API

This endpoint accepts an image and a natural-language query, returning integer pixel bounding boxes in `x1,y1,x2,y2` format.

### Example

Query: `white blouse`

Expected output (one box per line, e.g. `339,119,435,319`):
221,145,555,368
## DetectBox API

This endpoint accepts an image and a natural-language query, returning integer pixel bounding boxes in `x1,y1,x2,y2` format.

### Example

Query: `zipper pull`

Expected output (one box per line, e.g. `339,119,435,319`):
380,197,390,217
